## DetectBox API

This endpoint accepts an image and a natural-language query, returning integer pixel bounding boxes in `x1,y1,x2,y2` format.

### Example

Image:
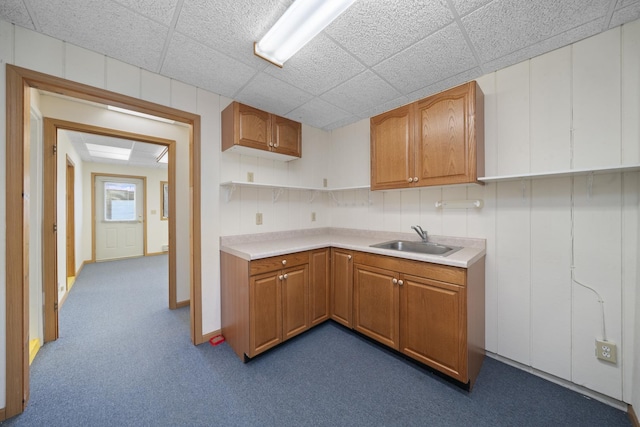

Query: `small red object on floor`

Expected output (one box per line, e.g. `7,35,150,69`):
209,335,225,346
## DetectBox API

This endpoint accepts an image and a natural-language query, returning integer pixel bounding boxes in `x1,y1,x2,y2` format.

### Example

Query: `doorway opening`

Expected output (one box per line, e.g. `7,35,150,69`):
5,64,203,418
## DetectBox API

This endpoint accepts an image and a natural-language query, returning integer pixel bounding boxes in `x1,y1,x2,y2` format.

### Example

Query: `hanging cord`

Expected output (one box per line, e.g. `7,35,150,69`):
570,177,607,341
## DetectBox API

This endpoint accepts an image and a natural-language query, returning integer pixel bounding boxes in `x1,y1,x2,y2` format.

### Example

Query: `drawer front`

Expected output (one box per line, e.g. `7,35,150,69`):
250,251,309,276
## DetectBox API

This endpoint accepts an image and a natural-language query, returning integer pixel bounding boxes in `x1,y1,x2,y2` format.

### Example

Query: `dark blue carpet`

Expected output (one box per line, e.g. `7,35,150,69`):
3,255,631,426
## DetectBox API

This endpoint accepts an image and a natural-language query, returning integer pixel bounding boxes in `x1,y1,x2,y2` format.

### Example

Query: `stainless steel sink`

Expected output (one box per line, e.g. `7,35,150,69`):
370,240,462,257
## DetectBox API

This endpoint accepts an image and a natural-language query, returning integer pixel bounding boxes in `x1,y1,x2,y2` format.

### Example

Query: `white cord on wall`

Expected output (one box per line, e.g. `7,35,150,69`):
570,176,607,341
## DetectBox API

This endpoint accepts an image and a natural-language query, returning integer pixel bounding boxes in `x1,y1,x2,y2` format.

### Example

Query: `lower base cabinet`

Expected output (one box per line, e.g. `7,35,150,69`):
353,251,485,388
221,247,485,388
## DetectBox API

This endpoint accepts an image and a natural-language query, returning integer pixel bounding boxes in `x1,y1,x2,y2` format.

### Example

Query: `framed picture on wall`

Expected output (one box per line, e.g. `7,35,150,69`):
161,181,168,220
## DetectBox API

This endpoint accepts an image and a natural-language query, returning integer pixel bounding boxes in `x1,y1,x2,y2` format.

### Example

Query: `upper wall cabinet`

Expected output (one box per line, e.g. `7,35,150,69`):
222,101,302,161
370,81,484,190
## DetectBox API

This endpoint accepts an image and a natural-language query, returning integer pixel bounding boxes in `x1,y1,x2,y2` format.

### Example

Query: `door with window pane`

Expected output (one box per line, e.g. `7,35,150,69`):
95,176,144,261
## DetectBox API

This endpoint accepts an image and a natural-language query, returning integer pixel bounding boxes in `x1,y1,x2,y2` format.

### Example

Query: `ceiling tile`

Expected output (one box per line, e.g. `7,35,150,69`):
234,73,314,116
0,0,34,28
481,18,605,73
175,0,290,70
373,23,477,94
616,0,640,8
406,67,483,102
264,34,366,96
115,0,179,25
30,0,168,70
324,115,362,131
161,33,258,98
610,1,640,27
463,0,611,63
359,95,410,119
325,0,454,66
286,98,353,129
449,0,494,16
320,70,402,116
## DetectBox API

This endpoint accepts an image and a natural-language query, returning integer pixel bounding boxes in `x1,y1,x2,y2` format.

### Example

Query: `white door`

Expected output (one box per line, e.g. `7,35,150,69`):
95,176,144,261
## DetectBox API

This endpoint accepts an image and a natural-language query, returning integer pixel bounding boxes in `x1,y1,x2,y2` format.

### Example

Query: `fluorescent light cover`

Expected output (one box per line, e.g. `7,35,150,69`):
157,148,168,164
86,143,132,161
254,0,355,67
107,106,175,124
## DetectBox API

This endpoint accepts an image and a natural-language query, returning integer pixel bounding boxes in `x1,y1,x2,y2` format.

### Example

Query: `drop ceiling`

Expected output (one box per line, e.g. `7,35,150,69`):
2,0,639,131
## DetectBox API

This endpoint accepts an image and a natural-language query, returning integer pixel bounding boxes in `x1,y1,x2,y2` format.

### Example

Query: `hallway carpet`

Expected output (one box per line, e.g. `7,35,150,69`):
3,255,631,426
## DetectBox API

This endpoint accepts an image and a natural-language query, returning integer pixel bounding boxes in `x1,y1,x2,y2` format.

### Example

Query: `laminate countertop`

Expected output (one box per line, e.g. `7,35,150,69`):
220,228,485,268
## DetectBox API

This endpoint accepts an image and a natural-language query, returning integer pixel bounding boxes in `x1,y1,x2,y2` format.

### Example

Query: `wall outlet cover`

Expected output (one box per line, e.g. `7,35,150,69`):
595,339,617,364
256,212,263,225
311,212,316,222
247,172,254,182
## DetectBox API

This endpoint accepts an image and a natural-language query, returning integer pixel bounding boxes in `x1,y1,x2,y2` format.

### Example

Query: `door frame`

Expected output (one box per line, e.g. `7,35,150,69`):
65,156,75,288
5,64,203,418
91,173,149,261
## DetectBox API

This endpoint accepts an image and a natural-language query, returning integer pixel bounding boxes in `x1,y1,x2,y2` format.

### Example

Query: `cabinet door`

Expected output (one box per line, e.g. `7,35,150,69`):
353,264,399,349
331,249,353,327
415,82,477,186
370,104,415,190
272,115,301,157
281,264,309,340
249,272,282,357
238,103,271,151
309,249,330,326
400,274,466,382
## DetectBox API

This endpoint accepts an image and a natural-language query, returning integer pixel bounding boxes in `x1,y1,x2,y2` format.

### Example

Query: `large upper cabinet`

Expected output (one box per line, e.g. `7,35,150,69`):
221,101,302,161
370,81,484,190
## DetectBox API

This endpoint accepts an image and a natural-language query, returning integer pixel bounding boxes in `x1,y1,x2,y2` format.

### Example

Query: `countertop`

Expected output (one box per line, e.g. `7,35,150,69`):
220,228,485,268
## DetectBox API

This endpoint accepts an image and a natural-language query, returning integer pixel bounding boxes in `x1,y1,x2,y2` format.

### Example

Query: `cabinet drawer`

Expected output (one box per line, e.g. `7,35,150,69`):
250,251,309,275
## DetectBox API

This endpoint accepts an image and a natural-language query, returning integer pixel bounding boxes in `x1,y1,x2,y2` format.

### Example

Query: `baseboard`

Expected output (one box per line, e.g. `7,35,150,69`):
58,287,70,309
175,299,190,308
485,352,627,411
29,338,41,365
202,329,222,344
146,251,167,257
76,260,88,276
630,405,639,427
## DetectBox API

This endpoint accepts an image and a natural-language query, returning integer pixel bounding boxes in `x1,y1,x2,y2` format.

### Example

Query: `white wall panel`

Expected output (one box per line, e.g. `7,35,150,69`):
382,191,402,231
171,80,197,113
572,28,621,169
572,173,623,399
530,47,571,173
441,186,468,237
622,20,640,165
329,119,370,188
141,69,171,106
477,183,498,352
496,62,530,176
65,44,105,89
0,20,13,63
530,177,572,380
14,26,64,77
400,190,420,234
239,186,259,234
106,58,140,98
418,187,443,236
495,180,531,364
476,73,497,177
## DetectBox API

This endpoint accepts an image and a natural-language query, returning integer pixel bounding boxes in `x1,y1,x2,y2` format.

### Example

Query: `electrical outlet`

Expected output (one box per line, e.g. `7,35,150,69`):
323,178,328,188
255,212,263,225
311,212,316,222
247,172,254,182
595,339,617,364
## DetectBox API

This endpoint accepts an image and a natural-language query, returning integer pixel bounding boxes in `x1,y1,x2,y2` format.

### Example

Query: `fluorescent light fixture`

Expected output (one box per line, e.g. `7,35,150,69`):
157,147,169,164
107,106,175,124
254,0,355,67
86,143,132,161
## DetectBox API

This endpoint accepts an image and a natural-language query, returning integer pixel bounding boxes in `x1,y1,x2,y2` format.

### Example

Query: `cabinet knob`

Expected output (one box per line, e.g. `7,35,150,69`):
282,260,287,265
413,177,418,182
408,177,413,183
269,142,274,147
279,275,284,280
392,278,398,284
398,279,404,286
347,255,352,260
283,273,288,280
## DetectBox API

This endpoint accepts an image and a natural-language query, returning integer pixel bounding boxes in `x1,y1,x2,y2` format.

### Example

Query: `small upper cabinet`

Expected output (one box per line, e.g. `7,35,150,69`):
222,101,301,161
370,81,484,190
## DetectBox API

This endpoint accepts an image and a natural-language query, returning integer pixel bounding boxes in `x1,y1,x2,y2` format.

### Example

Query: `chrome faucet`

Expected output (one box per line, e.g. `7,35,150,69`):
411,225,428,242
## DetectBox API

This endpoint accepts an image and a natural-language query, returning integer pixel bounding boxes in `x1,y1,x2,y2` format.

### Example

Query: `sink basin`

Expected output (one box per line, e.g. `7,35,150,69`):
370,240,462,257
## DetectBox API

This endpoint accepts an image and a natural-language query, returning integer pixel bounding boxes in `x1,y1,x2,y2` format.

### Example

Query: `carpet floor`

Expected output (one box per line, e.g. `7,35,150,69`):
2,255,631,426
